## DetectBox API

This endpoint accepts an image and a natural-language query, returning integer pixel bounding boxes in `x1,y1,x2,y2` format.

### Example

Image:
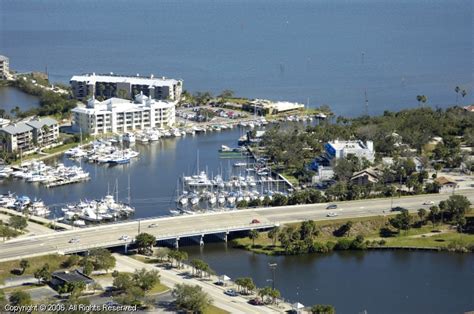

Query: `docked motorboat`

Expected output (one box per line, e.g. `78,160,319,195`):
122,132,136,143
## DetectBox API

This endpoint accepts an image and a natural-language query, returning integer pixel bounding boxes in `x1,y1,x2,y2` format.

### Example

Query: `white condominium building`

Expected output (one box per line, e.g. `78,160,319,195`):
70,73,183,101
72,93,176,135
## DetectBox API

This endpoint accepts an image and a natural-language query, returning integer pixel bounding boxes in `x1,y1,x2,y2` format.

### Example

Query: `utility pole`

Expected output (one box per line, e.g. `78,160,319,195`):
269,263,277,290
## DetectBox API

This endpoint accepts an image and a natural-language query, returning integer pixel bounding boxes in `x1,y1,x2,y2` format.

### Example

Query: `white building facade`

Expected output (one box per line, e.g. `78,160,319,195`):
325,140,375,162
0,117,59,153
72,93,176,135
70,73,183,101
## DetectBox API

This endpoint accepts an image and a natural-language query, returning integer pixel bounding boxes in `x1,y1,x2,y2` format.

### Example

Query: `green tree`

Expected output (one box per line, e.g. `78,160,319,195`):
33,263,51,284
8,216,27,230
268,226,280,246
172,284,213,312
9,290,32,306
443,195,471,224
117,88,128,99
19,259,30,275
235,277,255,295
416,95,427,107
428,205,440,227
113,272,134,292
132,268,160,292
236,200,249,208
82,260,94,276
299,220,318,241
62,255,81,268
389,209,412,235
135,233,156,254
248,229,259,247
116,285,144,306
417,208,427,224
311,304,336,314
87,248,116,273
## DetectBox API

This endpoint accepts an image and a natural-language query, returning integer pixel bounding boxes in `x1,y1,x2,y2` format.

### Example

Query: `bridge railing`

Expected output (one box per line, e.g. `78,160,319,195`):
60,223,275,253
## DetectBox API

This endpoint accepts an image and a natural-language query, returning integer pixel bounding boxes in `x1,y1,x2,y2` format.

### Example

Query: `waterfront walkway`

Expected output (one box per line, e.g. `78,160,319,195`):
0,207,72,230
114,254,291,313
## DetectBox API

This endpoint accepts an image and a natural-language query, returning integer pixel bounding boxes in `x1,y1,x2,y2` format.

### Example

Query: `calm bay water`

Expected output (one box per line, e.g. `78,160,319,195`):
0,87,40,114
0,1,473,311
184,244,474,314
0,127,251,218
0,0,472,116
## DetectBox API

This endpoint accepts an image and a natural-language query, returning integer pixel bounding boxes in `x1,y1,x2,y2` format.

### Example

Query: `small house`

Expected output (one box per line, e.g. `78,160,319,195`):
350,168,380,185
434,176,458,193
51,269,95,292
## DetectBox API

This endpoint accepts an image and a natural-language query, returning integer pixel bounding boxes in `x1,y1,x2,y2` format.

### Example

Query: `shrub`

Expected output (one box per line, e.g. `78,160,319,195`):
335,239,352,250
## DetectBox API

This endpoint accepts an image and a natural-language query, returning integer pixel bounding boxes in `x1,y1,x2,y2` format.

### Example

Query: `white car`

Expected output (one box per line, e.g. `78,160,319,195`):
69,237,80,243
326,212,338,217
119,235,130,241
148,223,158,228
423,201,435,205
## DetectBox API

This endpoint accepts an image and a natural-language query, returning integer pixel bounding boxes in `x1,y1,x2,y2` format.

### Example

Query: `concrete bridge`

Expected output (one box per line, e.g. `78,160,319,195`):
0,190,473,262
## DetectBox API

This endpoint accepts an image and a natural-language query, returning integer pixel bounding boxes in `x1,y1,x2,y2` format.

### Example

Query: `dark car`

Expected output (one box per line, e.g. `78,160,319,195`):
251,219,260,224
214,281,224,286
326,204,337,210
391,206,405,212
249,298,264,306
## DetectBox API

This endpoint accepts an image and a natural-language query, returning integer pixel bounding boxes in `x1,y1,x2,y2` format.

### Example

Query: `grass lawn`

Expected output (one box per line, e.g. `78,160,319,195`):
204,305,230,314
233,214,474,254
2,283,44,294
0,254,69,285
147,282,169,295
278,169,299,186
382,232,474,249
129,254,163,264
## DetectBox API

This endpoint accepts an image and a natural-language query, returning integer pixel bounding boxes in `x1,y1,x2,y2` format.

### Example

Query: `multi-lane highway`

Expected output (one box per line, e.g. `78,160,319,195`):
1,190,472,262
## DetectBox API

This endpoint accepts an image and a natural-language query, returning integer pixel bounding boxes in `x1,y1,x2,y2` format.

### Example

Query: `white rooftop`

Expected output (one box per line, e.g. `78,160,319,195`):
70,73,181,87
72,95,176,115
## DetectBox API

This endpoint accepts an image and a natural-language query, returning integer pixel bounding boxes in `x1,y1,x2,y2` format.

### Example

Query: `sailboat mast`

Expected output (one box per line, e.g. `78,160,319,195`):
115,178,119,202
127,174,131,205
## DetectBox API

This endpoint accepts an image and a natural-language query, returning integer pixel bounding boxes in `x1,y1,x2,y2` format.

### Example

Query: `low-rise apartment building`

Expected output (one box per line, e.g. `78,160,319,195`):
70,73,183,101
0,117,59,153
72,93,176,135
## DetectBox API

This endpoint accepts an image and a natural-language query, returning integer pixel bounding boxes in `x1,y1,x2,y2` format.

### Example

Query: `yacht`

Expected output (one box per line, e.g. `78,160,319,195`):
14,195,31,211
0,192,16,208
29,200,50,217
0,166,13,178
122,132,136,143
189,194,200,205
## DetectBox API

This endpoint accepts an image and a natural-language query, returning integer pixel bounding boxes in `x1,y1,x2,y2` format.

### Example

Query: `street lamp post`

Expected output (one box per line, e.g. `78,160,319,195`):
268,263,277,290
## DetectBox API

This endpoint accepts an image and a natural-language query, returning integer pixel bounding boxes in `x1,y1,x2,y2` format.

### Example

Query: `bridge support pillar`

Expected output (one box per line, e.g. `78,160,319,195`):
174,238,180,249
124,243,128,254
200,235,204,246
224,231,229,243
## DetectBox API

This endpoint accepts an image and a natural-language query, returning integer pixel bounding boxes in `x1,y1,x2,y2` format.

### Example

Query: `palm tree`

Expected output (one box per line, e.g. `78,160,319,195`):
461,89,467,104
268,226,280,246
455,86,460,105
248,229,259,247
416,95,427,107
